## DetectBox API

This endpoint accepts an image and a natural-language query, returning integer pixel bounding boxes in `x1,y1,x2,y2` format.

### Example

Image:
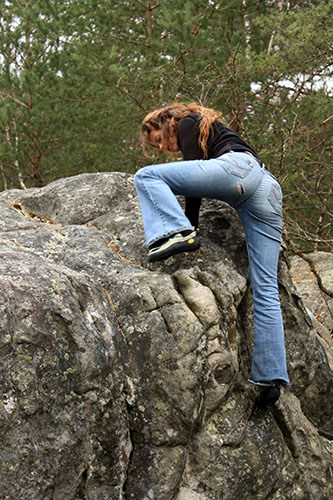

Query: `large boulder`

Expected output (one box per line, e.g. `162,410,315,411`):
0,172,332,500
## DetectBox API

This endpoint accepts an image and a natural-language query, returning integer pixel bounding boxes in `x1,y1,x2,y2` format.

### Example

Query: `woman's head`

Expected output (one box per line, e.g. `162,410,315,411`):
141,102,222,157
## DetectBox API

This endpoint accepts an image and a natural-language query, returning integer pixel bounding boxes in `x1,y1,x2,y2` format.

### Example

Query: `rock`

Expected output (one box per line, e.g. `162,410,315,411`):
289,252,333,332
0,172,332,500
289,253,333,370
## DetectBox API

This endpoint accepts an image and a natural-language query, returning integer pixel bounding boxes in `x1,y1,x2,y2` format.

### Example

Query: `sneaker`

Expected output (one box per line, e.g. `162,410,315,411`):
148,231,200,262
257,383,281,408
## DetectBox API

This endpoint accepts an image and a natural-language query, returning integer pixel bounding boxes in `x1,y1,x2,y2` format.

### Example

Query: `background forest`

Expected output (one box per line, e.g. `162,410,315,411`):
0,0,332,253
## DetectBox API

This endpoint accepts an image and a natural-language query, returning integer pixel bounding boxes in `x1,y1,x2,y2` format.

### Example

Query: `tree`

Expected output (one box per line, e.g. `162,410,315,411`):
0,0,332,253
0,0,71,187
228,1,333,252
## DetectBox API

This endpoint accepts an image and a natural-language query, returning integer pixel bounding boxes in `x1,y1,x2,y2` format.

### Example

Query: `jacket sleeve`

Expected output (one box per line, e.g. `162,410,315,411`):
178,115,203,229
185,197,201,229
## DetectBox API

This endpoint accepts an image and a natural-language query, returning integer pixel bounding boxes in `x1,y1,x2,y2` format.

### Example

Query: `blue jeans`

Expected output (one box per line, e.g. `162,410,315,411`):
134,152,290,386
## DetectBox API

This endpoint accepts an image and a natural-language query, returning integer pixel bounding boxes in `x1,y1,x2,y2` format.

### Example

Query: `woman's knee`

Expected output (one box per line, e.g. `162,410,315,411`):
134,166,148,187
252,282,281,305
134,165,155,186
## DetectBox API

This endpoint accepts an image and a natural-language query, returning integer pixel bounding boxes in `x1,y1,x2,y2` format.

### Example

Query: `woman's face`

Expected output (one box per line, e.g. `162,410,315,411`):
149,120,180,153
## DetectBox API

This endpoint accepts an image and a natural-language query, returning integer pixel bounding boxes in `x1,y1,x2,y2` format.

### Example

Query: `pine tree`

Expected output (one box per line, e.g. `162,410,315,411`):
1,0,331,251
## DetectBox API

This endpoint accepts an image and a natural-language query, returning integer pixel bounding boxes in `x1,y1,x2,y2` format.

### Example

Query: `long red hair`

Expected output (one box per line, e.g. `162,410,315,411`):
141,102,222,158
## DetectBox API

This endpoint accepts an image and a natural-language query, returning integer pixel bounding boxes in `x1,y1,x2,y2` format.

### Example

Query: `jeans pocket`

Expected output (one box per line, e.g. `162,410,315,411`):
268,182,283,215
220,154,254,179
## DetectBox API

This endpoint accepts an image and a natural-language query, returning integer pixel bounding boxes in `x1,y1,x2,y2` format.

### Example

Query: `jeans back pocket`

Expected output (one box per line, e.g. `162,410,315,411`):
268,182,283,215
223,158,253,179
220,153,253,179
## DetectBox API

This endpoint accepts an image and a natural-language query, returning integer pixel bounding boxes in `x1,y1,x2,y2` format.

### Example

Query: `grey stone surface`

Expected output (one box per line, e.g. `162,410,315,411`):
0,172,332,500
290,253,333,371
289,252,333,332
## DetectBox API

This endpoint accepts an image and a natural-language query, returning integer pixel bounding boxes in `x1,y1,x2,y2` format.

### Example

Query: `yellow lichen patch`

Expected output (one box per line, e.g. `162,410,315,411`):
8,200,50,223
107,241,140,268
7,200,66,235
3,238,30,248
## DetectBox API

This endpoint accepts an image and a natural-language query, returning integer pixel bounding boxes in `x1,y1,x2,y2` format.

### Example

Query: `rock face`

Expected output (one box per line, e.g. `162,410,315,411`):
0,172,332,500
289,253,333,370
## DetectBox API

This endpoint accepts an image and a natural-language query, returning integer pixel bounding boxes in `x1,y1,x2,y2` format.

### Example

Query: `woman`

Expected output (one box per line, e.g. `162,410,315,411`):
134,102,290,406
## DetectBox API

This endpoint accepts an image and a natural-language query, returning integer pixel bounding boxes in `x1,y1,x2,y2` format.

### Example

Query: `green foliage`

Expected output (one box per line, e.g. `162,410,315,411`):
0,0,332,252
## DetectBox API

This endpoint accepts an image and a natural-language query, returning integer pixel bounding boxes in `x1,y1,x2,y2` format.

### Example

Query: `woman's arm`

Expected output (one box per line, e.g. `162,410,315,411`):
185,197,201,229
177,114,203,161
178,115,204,230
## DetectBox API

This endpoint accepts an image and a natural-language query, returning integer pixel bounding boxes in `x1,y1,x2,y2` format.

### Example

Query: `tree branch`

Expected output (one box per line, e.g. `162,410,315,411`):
0,91,29,109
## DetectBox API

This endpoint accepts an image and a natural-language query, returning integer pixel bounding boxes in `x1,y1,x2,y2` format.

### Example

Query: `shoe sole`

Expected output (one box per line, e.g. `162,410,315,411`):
149,236,200,262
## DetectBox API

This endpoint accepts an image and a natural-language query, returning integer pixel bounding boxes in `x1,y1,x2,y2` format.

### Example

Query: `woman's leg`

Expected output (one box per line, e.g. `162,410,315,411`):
134,163,194,247
135,154,289,389
134,153,264,246
237,172,290,386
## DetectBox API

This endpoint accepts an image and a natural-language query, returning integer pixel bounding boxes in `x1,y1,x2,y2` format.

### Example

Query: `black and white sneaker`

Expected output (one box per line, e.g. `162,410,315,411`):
148,231,200,262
